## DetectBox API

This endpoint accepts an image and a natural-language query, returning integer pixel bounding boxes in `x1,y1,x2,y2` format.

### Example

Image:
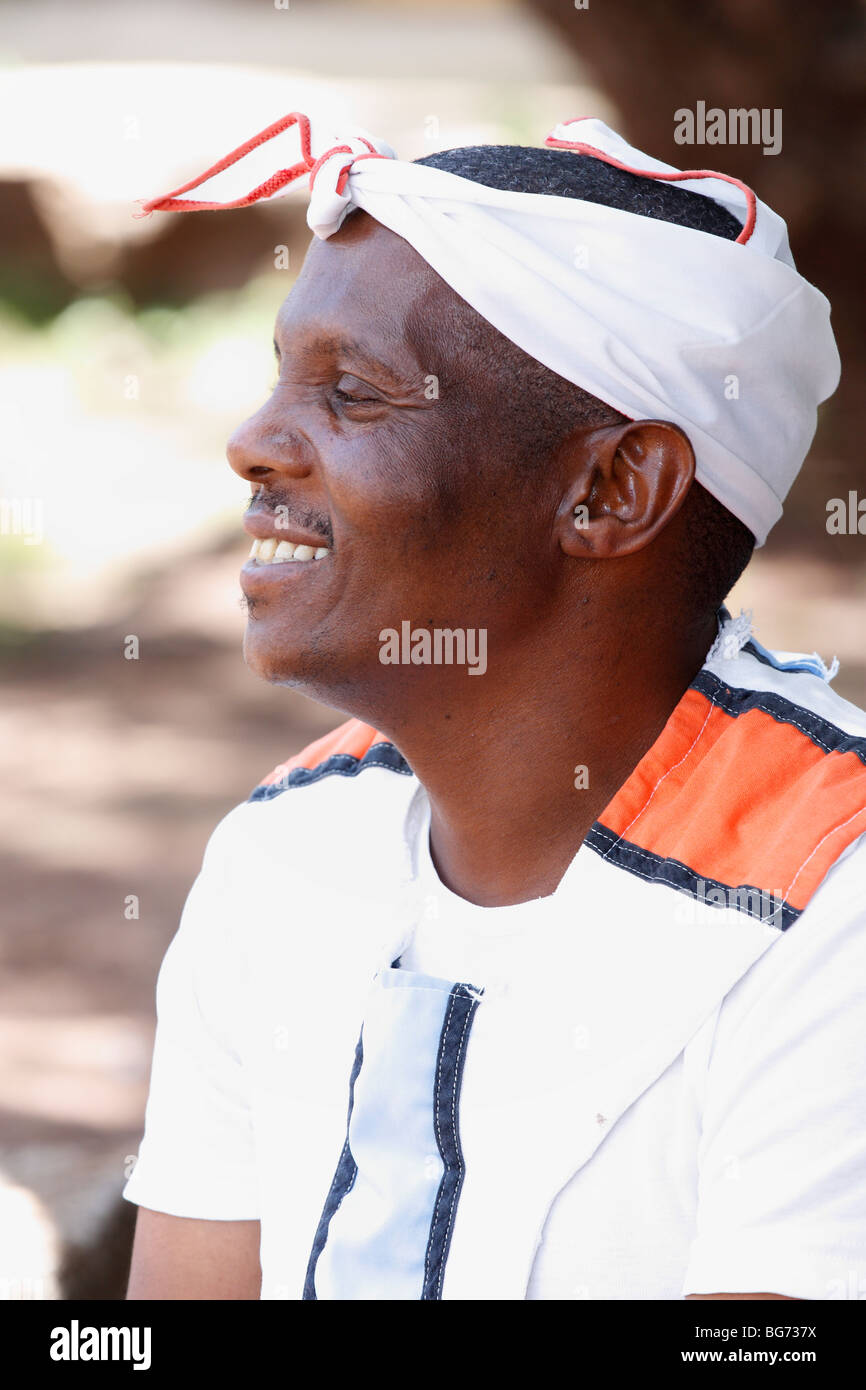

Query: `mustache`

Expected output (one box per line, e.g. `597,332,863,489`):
246,492,333,545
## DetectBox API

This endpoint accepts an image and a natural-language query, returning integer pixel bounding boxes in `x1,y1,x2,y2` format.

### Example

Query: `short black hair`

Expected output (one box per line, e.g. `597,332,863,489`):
414,144,755,616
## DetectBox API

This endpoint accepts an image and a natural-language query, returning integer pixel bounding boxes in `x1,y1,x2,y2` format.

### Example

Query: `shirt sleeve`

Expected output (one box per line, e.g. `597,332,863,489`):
123,807,260,1220
683,835,866,1300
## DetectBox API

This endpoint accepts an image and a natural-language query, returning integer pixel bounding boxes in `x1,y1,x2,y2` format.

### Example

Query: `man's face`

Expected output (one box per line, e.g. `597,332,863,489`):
228,212,564,722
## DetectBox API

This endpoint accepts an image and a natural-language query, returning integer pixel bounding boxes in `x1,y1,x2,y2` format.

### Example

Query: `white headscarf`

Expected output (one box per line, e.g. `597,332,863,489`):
141,112,840,545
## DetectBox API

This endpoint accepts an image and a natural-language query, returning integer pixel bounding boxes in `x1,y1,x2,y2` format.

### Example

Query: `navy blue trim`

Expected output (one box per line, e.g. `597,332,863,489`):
692,669,866,767
249,740,412,802
421,982,482,1301
585,824,796,930
742,640,782,670
303,1032,364,1301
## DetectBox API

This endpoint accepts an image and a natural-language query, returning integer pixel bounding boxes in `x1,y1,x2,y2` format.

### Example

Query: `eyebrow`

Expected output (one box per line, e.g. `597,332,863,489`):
272,333,417,390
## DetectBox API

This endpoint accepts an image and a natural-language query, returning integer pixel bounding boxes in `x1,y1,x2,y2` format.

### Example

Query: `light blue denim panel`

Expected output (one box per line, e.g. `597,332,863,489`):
313,969,456,1300
747,635,835,680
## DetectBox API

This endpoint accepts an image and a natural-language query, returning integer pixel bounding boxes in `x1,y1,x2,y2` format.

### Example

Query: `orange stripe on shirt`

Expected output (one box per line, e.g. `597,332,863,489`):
260,718,384,786
600,690,866,912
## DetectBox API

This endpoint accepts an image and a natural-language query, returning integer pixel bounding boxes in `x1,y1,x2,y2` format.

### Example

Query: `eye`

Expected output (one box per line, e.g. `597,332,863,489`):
333,374,382,406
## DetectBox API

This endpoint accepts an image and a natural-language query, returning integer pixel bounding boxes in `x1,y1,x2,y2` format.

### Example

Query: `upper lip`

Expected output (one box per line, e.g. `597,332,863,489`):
242,509,330,550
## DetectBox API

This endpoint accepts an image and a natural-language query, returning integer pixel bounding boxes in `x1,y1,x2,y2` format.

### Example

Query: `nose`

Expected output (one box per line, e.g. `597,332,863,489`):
226,401,313,487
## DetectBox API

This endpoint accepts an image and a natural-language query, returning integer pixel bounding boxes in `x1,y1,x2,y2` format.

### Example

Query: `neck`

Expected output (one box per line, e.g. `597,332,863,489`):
379,600,718,907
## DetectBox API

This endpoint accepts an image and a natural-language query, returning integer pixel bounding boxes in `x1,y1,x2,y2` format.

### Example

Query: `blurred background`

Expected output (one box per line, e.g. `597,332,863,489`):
1,0,863,1299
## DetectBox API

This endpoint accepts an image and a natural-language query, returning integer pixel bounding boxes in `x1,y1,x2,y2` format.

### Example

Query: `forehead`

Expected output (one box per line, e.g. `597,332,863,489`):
275,212,446,361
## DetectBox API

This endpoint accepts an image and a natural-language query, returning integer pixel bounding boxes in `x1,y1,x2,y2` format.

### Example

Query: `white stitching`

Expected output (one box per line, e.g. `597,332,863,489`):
702,676,866,758
593,730,866,918
435,996,474,1300
589,828,785,926
423,991,457,1293
710,700,838,755
258,750,413,796
784,803,866,901
597,697,715,868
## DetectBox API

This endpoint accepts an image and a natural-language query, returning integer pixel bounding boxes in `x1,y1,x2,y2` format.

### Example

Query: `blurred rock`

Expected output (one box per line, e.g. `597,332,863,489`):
0,1168,60,1300
0,1142,138,1301
0,180,76,320
118,201,312,306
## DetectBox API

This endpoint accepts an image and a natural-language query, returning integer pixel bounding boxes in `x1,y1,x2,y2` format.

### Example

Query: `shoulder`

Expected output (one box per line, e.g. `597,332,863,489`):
189,720,418,907
699,639,866,915
683,830,866,1301
594,630,866,931
247,718,412,800
700,828,866,1148
167,721,419,982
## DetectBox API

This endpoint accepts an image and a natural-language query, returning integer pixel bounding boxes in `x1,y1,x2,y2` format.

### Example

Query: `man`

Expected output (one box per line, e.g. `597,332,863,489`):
124,115,865,1300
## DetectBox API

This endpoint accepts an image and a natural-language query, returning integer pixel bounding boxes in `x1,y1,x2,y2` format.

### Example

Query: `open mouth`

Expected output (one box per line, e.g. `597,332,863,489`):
247,537,331,564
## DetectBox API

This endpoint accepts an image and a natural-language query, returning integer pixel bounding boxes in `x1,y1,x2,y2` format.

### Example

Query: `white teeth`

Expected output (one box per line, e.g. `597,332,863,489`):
248,536,331,564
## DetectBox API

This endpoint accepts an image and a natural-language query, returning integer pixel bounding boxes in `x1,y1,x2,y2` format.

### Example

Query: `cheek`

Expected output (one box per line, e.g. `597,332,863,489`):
321,417,473,542
319,410,536,605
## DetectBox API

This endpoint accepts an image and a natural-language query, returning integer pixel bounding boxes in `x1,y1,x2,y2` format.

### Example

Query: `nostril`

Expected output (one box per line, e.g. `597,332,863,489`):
226,420,274,482
227,413,313,481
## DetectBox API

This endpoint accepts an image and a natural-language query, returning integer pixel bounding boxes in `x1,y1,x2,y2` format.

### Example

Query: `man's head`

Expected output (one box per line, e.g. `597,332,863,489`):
413,144,756,624
228,144,755,721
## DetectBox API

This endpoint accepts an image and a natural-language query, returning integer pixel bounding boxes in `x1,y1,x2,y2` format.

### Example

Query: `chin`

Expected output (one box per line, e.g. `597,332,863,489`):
243,626,311,686
244,627,402,732
243,624,344,701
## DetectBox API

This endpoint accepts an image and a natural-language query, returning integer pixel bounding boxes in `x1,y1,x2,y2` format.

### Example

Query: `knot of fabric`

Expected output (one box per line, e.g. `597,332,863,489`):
307,134,395,238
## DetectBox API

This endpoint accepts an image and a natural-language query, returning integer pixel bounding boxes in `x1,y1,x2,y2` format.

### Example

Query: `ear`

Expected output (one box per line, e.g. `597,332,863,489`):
556,420,696,559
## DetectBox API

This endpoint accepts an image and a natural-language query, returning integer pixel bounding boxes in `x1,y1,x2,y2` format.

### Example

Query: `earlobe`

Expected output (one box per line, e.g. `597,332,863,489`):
557,419,695,560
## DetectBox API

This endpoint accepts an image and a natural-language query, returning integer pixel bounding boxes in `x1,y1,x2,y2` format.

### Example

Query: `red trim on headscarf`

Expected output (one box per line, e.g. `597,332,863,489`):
544,131,757,244
138,111,315,214
137,113,388,217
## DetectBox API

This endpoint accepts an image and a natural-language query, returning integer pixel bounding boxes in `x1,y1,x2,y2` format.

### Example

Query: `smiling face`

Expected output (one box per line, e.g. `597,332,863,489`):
227,211,570,724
